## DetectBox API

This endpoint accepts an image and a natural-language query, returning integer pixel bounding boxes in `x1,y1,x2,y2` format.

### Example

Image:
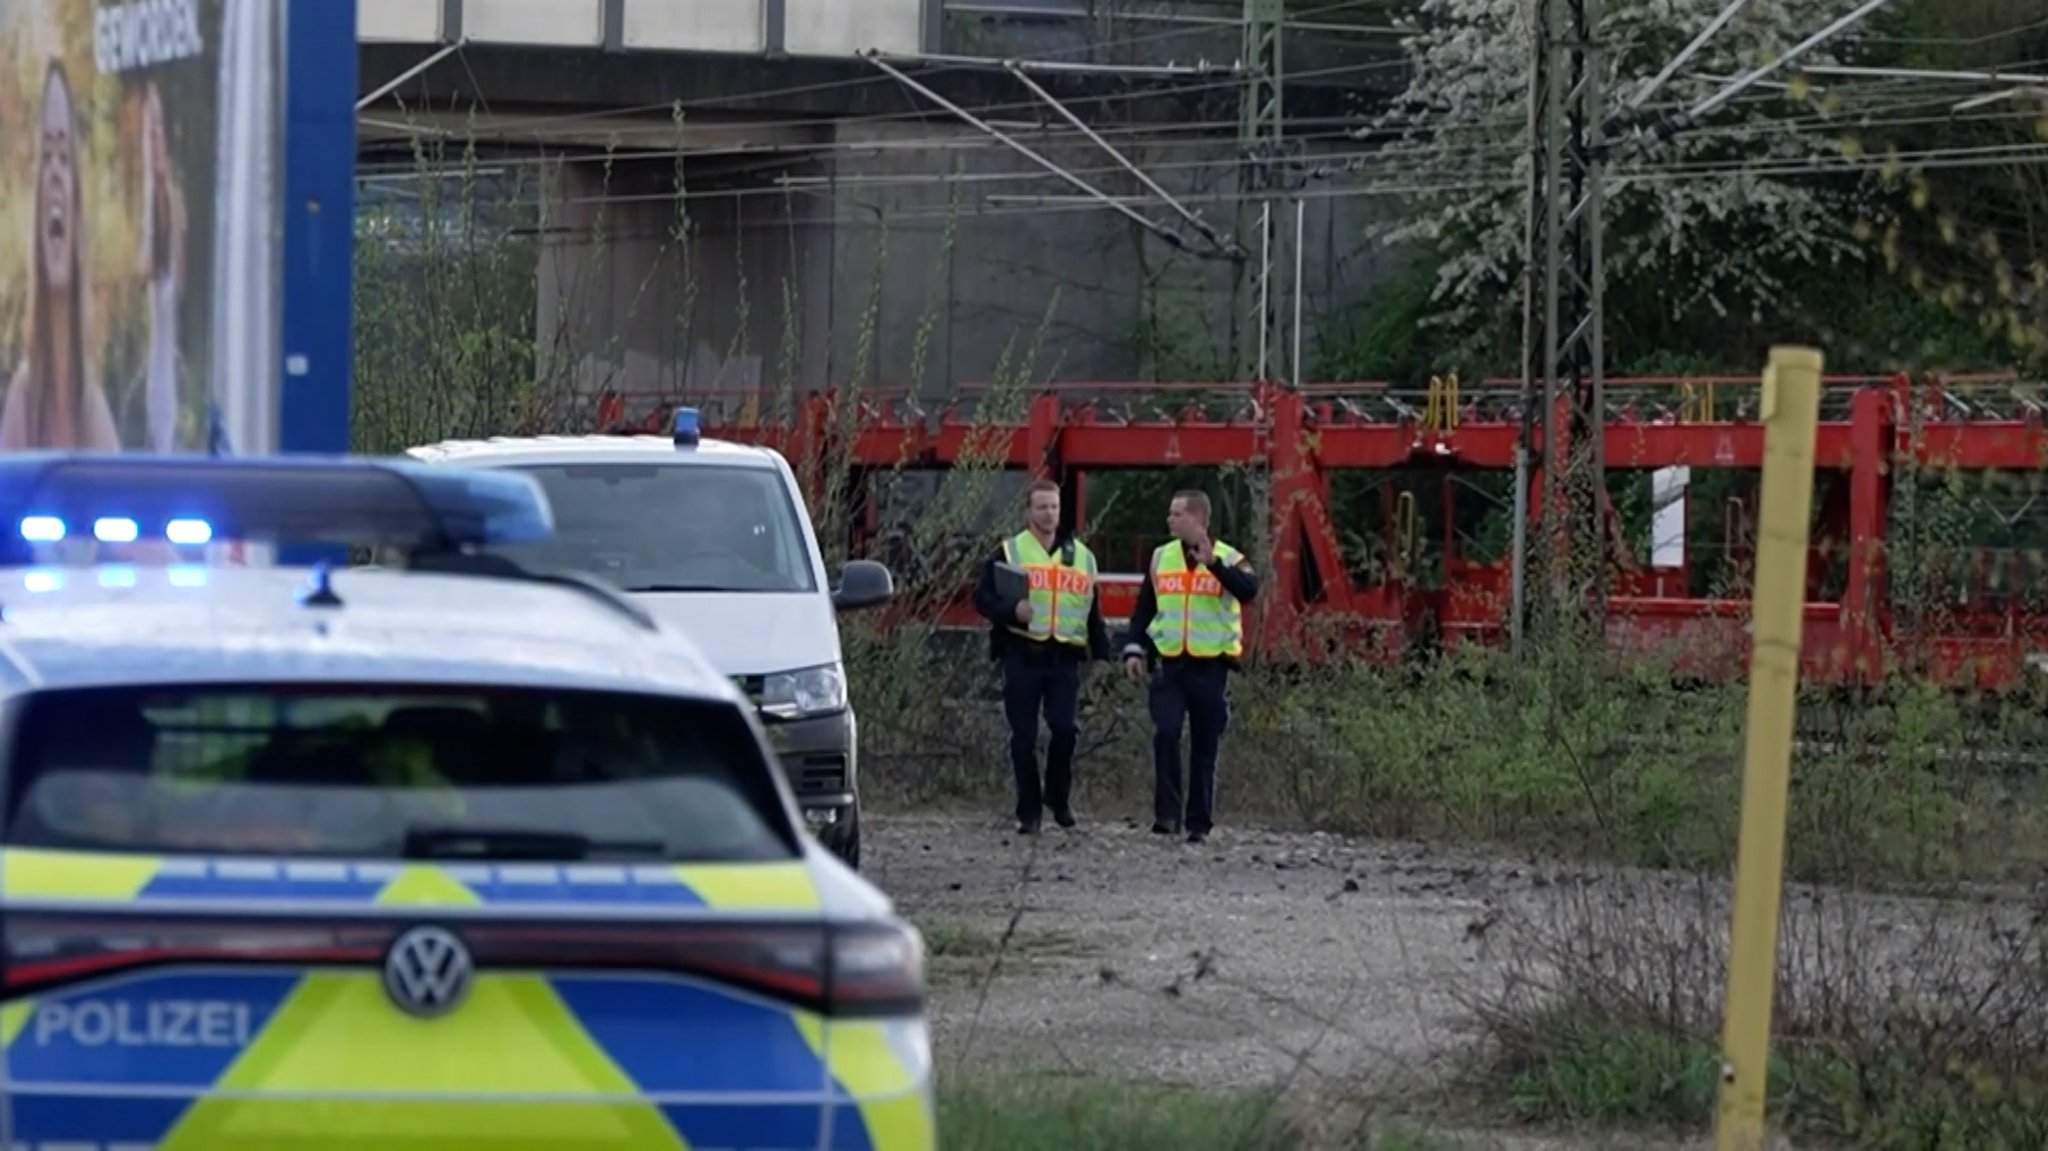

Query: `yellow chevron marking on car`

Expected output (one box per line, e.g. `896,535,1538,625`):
164,1100,687,1151
157,973,687,1151
0,1000,32,1047
674,862,821,911
374,865,483,907
1,847,157,900
796,1015,938,1149
208,974,634,1093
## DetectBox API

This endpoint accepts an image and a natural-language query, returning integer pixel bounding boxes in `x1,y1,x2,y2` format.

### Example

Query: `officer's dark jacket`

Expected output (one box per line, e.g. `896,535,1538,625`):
971,535,1113,663
1118,539,1261,670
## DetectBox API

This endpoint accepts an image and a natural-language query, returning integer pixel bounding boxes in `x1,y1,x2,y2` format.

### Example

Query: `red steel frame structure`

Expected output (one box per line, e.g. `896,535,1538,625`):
601,371,2048,688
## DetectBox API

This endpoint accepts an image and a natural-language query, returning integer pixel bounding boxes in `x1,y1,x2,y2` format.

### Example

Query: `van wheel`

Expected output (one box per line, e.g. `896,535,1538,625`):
827,803,862,870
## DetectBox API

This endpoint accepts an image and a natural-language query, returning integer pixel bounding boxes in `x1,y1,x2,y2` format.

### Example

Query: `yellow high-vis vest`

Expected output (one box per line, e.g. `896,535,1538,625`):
1003,531,1097,647
1145,539,1244,659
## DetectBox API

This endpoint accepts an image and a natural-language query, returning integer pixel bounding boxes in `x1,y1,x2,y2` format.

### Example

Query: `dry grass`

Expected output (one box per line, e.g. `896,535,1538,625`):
1459,866,2048,1147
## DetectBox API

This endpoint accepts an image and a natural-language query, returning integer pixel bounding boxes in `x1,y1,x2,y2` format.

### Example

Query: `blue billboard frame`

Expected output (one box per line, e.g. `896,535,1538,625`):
278,0,356,458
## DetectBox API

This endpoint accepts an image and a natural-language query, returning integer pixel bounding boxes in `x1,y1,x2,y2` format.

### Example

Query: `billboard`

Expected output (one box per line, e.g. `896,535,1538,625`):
0,0,279,455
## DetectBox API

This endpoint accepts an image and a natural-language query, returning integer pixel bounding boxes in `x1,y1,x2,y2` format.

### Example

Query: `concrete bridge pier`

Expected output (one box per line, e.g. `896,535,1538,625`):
535,140,836,426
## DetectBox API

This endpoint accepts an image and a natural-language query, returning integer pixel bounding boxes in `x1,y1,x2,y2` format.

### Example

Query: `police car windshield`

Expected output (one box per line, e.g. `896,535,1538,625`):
1,683,800,862
485,462,817,594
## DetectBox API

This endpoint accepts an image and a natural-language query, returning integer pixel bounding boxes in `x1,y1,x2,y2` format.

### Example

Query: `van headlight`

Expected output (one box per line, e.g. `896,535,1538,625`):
760,663,847,719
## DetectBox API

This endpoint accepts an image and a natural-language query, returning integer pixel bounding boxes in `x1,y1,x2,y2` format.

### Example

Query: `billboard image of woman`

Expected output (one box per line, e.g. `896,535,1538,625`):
0,0,275,454
0,60,124,450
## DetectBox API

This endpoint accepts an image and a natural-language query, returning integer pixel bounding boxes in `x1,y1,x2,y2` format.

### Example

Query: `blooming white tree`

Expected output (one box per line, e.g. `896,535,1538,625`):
1365,0,1877,346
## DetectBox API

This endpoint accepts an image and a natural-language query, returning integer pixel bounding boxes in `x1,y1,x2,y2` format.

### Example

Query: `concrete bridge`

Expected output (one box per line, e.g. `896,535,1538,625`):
354,0,1401,413
362,0,929,59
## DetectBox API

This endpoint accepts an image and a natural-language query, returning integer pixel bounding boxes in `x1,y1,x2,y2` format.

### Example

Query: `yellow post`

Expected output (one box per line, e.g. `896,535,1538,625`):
1713,346,1824,1151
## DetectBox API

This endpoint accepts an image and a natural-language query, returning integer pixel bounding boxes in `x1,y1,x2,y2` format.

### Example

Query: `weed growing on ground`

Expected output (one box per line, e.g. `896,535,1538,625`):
1464,868,2048,1148
855,635,2048,888
939,1077,1474,1150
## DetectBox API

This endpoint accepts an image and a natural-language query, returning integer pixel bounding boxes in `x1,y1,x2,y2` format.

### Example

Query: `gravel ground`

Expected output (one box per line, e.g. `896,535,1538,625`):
860,807,2011,1149
864,807,1524,1096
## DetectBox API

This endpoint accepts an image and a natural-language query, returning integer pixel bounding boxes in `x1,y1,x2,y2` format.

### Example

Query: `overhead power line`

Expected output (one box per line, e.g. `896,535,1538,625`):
1003,60,1237,254
865,51,1206,252
1635,0,1904,145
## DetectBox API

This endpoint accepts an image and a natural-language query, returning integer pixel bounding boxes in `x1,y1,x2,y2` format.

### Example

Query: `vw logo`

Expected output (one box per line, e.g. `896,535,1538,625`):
382,925,473,1018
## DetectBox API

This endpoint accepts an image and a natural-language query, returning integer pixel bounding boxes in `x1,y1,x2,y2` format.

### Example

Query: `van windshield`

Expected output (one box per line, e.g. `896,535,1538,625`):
488,462,817,594
2,683,799,862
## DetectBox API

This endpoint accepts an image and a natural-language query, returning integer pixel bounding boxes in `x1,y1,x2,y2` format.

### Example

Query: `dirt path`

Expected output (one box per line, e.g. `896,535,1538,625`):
864,808,2022,1149
862,809,1814,1150
864,808,1525,1096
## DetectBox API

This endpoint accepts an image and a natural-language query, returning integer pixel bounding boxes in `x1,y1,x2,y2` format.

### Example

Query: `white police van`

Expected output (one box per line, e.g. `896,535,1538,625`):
405,410,892,869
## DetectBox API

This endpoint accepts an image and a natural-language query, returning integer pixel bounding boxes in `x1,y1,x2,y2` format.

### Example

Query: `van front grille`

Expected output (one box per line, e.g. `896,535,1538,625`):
790,755,848,797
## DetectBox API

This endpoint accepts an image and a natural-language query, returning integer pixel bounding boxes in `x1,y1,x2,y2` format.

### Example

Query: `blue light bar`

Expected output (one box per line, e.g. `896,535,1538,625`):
0,453,554,566
673,406,701,447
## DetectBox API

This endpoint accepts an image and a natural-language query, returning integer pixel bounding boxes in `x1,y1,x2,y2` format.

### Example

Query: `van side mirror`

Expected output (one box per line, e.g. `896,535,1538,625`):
832,559,894,612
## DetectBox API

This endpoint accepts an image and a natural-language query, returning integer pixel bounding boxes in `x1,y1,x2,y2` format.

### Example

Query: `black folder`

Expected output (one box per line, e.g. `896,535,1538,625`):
994,561,1030,603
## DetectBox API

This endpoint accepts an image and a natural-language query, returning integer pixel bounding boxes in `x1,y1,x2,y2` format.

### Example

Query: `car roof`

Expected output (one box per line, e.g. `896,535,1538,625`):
406,434,783,471
0,564,743,699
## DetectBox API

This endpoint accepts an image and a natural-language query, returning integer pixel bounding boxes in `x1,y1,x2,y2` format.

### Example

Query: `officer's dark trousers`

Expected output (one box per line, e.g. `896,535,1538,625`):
1002,643,1081,823
1149,657,1231,833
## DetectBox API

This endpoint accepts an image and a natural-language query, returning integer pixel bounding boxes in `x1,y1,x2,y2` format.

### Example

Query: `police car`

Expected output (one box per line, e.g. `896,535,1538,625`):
406,410,894,870
0,453,934,1150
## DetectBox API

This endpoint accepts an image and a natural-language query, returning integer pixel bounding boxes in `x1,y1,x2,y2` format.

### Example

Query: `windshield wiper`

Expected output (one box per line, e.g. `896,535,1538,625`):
619,583,732,593
399,825,668,861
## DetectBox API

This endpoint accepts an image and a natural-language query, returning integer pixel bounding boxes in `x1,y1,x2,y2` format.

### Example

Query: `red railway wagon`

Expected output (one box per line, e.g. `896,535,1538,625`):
600,371,2048,688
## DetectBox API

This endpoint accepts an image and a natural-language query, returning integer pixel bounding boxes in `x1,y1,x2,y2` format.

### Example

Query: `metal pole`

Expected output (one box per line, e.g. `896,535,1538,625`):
1509,0,1549,655
1235,0,1286,382
1257,201,1273,380
1538,0,1566,613
1290,197,1305,387
1509,443,1533,651
1583,0,1608,613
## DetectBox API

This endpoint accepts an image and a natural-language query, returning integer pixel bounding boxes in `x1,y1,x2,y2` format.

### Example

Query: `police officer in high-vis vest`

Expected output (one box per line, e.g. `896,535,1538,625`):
973,479,1112,834
1119,489,1260,844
